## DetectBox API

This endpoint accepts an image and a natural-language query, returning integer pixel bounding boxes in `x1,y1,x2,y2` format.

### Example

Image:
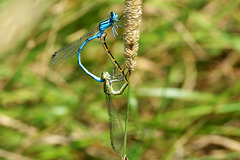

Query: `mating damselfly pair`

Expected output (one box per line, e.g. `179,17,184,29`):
51,12,129,155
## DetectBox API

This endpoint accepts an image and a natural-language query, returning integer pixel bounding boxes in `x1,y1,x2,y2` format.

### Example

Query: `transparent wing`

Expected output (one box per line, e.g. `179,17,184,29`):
51,27,99,64
106,94,124,154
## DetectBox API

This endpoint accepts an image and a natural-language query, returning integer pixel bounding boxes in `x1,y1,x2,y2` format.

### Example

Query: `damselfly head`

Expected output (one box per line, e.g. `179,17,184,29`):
110,12,118,20
101,72,110,80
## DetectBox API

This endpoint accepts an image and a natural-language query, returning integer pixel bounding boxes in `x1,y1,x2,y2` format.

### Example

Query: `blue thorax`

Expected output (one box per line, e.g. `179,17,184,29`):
98,12,119,32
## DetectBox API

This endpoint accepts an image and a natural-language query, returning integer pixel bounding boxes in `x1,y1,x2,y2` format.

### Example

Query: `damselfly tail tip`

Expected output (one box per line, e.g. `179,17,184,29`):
111,143,123,155
52,52,57,59
50,52,59,64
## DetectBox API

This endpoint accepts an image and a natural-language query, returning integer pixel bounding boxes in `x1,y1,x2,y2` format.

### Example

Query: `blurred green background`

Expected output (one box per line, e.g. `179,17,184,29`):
1,0,240,160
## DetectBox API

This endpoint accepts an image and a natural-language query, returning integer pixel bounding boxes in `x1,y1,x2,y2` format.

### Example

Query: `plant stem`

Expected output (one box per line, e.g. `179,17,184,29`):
122,73,131,160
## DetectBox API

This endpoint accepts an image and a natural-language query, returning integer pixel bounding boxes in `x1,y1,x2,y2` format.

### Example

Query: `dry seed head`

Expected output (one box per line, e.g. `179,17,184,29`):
124,0,142,71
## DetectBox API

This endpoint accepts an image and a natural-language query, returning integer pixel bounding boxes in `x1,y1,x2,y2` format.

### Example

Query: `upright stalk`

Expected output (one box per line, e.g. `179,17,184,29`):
122,0,142,159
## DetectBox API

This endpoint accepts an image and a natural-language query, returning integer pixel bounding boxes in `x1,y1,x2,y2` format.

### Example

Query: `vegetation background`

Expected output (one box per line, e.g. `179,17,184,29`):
1,0,240,160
